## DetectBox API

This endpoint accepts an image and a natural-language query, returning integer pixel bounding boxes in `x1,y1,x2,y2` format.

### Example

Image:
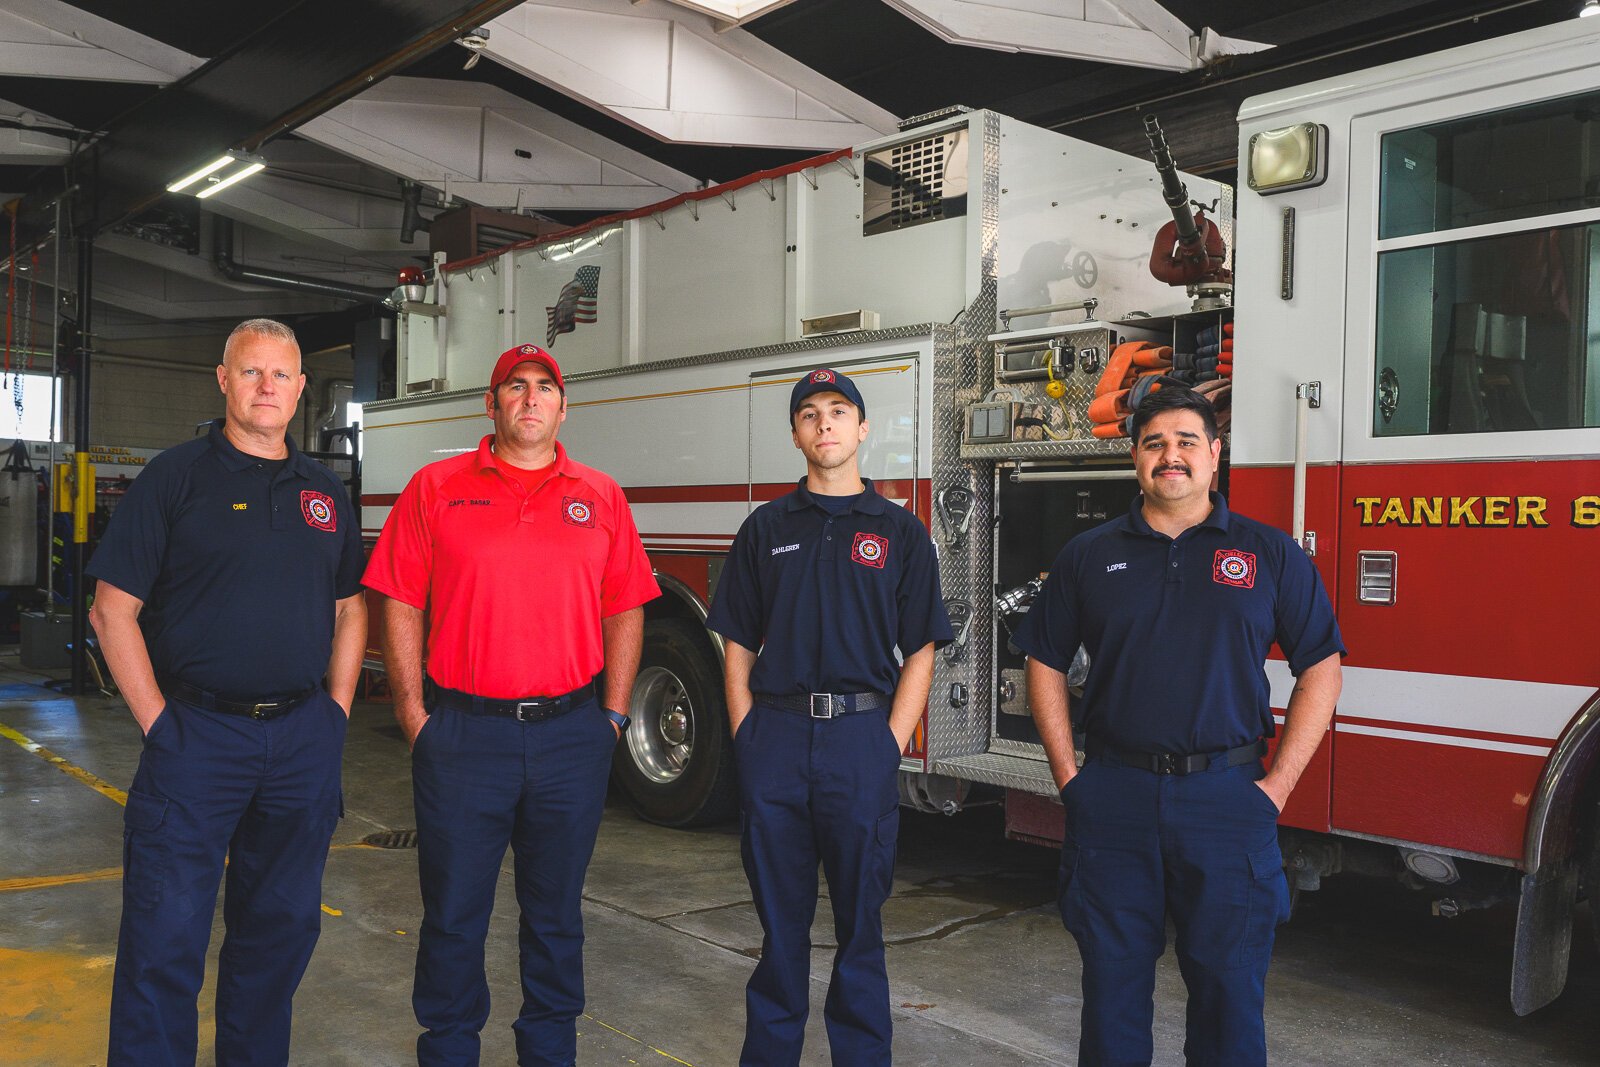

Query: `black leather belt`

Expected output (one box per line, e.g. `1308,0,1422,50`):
163,678,317,721
426,678,596,723
758,692,892,718
1088,738,1266,776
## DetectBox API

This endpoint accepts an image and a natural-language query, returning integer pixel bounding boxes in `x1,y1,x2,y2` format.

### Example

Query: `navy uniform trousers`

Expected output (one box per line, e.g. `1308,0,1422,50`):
1058,751,1292,1067
410,697,615,1067
735,703,903,1067
109,690,347,1067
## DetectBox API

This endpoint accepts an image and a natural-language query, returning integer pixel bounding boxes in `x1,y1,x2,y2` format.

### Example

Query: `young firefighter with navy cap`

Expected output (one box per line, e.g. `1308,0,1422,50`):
1013,387,1344,1067
707,367,953,1067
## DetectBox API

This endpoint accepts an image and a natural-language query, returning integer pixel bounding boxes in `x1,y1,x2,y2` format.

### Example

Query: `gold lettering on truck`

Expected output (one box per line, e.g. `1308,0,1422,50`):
1353,495,1577,528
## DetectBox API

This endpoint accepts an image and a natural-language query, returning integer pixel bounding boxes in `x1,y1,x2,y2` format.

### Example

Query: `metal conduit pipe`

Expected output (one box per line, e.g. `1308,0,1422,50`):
213,217,389,305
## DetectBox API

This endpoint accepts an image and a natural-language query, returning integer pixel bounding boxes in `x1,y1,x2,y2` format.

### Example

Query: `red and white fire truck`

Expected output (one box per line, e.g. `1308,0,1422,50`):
364,19,1600,1013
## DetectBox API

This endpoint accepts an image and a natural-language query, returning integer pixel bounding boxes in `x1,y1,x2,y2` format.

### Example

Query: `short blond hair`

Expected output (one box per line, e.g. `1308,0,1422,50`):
223,319,301,366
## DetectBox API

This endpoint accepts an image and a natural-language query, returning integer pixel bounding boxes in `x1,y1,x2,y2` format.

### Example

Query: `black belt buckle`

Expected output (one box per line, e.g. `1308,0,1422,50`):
809,693,836,719
513,698,557,723
1154,752,1180,775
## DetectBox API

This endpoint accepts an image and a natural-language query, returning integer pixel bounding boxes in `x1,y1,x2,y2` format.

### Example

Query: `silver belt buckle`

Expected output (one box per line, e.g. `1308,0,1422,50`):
515,700,551,722
250,702,275,720
809,693,835,719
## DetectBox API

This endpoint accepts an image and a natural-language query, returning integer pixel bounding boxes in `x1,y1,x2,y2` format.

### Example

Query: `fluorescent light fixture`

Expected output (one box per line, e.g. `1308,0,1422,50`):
1247,123,1329,195
195,161,265,199
658,0,794,24
166,155,233,193
168,151,267,199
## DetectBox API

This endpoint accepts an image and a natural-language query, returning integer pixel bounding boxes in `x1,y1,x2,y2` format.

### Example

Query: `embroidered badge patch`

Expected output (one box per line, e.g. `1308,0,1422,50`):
563,496,596,528
809,369,835,384
1213,549,1256,589
300,490,337,532
852,531,888,569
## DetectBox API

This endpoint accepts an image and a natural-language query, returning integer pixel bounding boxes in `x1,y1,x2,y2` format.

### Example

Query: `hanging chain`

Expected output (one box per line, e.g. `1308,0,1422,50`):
23,250,37,371
4,204,15,391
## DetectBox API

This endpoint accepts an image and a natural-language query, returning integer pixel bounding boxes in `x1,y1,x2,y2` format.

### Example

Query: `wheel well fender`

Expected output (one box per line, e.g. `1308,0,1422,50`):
1524,690,1600,876
1510,689,1600,1014
647,571,725,668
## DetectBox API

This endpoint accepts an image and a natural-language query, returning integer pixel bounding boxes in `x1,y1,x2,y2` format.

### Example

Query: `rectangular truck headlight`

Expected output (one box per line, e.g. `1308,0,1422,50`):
1247,123,1329,194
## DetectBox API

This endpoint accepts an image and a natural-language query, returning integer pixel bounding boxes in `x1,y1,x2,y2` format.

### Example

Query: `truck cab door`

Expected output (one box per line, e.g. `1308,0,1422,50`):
1330,86,1600,863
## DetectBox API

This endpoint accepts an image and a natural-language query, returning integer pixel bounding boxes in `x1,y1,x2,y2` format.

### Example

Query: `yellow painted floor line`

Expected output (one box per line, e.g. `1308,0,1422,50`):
0,866,122,892
583,1013,696,1065
0,843,377,896
0,721,128,805
0,717,379,917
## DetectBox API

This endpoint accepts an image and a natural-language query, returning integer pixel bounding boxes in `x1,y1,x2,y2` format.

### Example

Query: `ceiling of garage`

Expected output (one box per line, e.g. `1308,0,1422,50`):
0,0,1582,358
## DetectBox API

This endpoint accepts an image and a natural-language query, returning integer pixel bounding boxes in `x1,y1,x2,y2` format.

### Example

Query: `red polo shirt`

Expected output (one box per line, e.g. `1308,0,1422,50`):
364,436,659,699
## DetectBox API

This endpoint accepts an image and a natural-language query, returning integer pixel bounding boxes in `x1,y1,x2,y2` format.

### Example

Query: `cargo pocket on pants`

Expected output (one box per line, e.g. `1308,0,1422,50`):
1057,845,1085,941
871,808,900,905
122,789,170,912
1238,843,1291,965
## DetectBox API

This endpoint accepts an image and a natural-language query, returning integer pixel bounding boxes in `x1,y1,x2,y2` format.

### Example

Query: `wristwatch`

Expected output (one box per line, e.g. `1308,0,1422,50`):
604,708,631,733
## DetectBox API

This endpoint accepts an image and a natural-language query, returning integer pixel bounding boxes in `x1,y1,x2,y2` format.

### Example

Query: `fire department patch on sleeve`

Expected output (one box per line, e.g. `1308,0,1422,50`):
1212,549,1256,588
563,496,596,528
300,490,337,532
851,531,888,569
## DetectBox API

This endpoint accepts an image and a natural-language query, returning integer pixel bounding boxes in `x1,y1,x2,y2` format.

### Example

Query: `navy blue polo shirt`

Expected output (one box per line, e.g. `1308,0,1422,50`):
706,478,953,698
87,419,365,699
1011,492,1343,754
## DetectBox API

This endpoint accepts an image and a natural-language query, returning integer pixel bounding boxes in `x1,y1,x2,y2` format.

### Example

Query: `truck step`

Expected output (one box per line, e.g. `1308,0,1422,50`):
932,751,1057,796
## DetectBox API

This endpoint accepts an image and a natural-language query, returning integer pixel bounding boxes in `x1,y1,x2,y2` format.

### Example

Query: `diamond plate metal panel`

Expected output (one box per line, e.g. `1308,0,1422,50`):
934,751,1057,795
924,111,1001,765
962,438,1130,460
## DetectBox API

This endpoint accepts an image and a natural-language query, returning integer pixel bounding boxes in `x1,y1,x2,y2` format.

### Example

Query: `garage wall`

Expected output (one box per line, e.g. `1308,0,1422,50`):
88,361,224,451
85,359,350,453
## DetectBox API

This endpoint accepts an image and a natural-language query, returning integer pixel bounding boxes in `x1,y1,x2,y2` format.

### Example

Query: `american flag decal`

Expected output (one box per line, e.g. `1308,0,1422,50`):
546,265,601,346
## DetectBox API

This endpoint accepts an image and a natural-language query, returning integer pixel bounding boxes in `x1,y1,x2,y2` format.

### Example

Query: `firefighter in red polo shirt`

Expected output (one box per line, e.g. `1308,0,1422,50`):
364,344,659,1067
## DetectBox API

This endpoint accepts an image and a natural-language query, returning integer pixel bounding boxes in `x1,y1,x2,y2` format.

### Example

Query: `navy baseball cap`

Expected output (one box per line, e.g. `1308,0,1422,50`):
790,367,866,421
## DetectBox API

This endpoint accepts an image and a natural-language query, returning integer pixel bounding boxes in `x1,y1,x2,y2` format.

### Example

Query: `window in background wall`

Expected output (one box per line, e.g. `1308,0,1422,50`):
0,373,63,443
344,401,363,459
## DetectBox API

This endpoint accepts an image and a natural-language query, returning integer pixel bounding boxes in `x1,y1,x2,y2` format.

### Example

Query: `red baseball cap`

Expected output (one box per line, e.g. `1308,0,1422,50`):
490,343,564,393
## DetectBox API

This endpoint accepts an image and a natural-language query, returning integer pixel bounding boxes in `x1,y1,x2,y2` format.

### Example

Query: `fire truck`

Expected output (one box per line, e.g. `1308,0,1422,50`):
363,19,1600,1013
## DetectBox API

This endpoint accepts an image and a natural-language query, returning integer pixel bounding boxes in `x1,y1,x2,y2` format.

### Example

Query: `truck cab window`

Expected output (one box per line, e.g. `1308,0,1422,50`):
1373,91,1600,437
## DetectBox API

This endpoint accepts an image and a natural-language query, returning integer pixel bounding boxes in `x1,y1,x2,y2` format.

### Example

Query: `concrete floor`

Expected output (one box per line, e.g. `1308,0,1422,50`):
3,657,1598,1066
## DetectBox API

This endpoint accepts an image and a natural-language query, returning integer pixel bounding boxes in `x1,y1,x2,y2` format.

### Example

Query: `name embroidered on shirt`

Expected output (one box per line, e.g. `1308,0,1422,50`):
1105,562,1127,572
771,543,800,556
232,503,248,511
448,499,493,507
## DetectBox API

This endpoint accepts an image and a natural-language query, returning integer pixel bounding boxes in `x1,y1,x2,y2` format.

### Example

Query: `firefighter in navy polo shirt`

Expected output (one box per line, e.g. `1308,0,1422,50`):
1013,388,1344,1067
88,318,367,1067
363,343,658,1067
707,367,953,1067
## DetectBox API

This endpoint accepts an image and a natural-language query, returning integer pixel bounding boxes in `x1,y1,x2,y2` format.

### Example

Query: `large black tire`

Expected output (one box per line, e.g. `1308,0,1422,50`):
612,618,737,827
1585,797,1600,958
